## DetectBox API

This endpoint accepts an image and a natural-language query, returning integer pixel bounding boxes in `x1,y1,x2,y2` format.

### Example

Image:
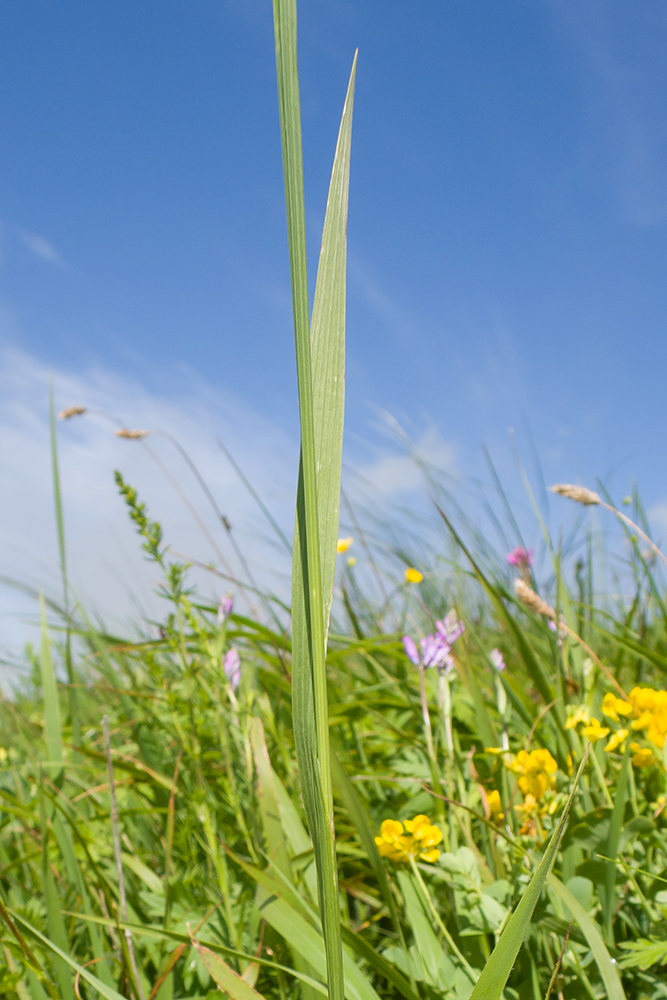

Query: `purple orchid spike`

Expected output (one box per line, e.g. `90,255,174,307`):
506,547,533,568
218,593,234,624
420,633,452,670
490,648,506,672
402,635,420,666
223,648,241,691
436,609,465,645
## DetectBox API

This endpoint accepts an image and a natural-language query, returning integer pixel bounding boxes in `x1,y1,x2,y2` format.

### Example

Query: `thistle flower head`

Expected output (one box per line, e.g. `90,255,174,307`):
550,483,601,506
506,546,533,568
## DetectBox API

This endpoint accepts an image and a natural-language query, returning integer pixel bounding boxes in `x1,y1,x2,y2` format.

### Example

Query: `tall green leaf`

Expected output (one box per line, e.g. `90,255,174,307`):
467,747,589,1000
272,3,357,1000
49,383,79,744
548,875,626,1000
39,593,63,767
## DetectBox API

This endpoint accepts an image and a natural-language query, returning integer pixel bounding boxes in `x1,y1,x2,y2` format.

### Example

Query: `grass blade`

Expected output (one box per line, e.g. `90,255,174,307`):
190,938,269,1000
548,875,626,1000
468,746,589,1000
49,383,79,745
273,3,356,1000
9,908,126,1000
39,593,63,766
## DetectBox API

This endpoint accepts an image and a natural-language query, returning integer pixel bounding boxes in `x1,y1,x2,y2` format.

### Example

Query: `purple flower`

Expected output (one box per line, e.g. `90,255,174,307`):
506,547,533,568
402,635,420,666
218,593,234,624
489,648,505,672
436,609,465,645
402,612,464,676
223,648,241,691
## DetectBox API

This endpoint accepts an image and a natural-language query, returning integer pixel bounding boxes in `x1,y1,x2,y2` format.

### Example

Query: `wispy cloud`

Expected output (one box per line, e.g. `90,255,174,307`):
352,421,456,497
18,231,66,266
0,347,297,665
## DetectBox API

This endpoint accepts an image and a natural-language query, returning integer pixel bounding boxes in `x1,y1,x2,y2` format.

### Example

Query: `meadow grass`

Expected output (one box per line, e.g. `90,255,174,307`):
3,2,667,999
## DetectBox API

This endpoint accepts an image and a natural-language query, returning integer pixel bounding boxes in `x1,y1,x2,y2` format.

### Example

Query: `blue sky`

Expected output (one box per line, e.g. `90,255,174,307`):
2,1,667,654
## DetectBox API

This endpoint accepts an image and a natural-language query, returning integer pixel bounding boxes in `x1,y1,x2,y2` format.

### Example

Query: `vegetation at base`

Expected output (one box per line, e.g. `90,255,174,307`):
2,472,667,1000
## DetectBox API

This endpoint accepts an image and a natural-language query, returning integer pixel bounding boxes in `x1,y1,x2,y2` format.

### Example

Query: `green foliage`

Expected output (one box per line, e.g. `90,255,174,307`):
5,4,667,1000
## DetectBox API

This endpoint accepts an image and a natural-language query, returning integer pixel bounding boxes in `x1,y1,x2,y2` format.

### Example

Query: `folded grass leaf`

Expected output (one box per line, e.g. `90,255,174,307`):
467,746,589,1000
548,874,626,999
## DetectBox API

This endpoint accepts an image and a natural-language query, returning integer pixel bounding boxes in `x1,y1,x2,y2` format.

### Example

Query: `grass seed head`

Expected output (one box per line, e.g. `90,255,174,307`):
550,483,601,505
514,578,557,621
59,405,87,419
116,428,149,439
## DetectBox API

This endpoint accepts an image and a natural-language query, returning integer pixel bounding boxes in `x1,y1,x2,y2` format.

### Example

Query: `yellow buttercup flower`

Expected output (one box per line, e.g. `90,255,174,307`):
601,693,633,722
581,718,610,743
630,743,655,768
374,815,442,863
487,790,505,824
347,556,356,567
605,729,628,754
337,537,353,553
510,748,558,800
565,706,590,730
405,567,423,584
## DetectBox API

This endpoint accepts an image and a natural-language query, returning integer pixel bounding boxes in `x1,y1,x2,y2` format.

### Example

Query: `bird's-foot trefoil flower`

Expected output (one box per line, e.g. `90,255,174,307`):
374,815,442,863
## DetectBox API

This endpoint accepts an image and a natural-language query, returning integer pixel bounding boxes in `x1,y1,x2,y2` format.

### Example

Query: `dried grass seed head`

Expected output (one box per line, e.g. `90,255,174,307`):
550,483,601,506
514,578,557,621
115,428,149,439
59,406,87,419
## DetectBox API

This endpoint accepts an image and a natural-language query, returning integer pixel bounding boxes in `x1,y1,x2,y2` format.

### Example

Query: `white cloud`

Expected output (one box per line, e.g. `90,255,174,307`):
353,423,456,496
18,231,65,266
0,348,298,670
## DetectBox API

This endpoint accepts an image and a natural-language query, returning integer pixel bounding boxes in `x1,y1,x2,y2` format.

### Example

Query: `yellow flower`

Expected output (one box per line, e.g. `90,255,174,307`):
405,567,423,583
604,729,628,754
630,743,655,768
0,747,6,763
337,537,353,553
347,556,356,567
565,706,590,730
487,790,505,824
581,718,610,743
510,748,558,800
601,693,633,722
374,815,442,864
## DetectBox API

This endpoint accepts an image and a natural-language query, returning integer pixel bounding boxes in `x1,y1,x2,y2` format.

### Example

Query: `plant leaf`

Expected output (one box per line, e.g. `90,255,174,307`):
548,874,626,999
467,746,589,1000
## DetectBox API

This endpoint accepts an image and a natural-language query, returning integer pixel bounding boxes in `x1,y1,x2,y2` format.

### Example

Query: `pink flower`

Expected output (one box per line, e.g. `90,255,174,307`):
223,648,241,691
489,648,505,672
506,547,533,568
402,636,420,665
402,610,464,675
218,593,234,623
436,609,465,645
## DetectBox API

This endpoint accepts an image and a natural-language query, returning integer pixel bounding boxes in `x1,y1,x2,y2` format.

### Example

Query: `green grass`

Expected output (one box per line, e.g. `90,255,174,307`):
4,3,667,999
